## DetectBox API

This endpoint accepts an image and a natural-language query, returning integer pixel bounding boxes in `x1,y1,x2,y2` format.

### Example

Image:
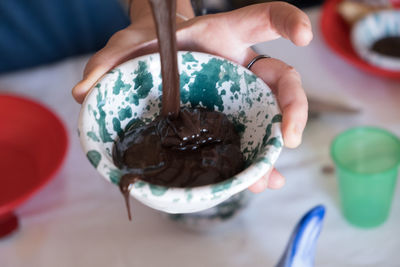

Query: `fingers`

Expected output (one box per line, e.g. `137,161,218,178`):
248,168,285,193
72,1,313,103
267,2,313,46
246,51,307,148
224,1,312,47
72,29,157,103
184,2,313,65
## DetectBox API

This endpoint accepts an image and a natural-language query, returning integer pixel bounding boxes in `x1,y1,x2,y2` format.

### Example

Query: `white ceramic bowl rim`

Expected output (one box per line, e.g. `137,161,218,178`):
351,10,400,71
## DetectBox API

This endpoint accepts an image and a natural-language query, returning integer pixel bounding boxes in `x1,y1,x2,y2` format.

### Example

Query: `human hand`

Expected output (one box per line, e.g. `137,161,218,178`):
72,1,311,193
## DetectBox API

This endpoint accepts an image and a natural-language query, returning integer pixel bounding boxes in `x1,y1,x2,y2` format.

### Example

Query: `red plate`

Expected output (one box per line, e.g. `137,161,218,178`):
0,94,68,237
320,0,400,80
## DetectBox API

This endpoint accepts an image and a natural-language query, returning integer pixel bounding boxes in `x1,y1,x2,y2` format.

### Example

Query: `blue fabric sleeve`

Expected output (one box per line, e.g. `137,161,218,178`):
0,0,129,73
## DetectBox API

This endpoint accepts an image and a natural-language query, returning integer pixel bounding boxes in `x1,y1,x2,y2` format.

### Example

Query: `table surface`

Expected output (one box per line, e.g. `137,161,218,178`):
1,7,400,267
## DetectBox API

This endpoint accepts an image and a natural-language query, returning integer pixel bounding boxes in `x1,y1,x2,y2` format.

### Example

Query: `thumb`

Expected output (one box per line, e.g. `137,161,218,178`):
72,29,157,103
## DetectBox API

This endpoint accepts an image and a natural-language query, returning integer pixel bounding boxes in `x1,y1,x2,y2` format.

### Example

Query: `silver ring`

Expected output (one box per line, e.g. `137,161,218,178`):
246,55,271,70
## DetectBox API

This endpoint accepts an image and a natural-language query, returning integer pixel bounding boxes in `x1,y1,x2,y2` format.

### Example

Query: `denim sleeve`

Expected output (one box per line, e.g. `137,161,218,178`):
0,0,129,73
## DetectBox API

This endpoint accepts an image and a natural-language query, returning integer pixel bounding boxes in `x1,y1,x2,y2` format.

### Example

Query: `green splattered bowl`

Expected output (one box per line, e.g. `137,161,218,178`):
78,51,282,214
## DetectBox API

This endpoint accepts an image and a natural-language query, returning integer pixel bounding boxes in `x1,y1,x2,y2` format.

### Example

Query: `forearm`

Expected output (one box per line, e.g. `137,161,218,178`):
129,0,195,26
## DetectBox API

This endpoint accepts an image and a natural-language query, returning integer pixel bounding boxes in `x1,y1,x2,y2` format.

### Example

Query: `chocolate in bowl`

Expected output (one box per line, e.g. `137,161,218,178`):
113,107,244,188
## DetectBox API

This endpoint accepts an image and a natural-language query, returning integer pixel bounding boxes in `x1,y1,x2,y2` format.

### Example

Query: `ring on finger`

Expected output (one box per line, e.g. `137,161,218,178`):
246,55,271,70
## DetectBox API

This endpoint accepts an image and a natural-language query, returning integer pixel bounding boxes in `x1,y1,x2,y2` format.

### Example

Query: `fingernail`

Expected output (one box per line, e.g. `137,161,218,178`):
299,21,313,45
272,176,285,189
285,123,302,148
262,177,269,189
294,124,303,144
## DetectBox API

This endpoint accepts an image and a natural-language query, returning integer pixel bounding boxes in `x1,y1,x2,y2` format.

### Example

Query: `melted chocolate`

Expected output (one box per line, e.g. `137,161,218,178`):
118,174,139,220
114,0,244,219
114,108,244,188
371,36,400,58
149,0,180,118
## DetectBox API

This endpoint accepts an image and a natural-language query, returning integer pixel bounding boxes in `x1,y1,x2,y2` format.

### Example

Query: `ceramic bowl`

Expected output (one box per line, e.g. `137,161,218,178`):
351,10,400,71
78,51,282,214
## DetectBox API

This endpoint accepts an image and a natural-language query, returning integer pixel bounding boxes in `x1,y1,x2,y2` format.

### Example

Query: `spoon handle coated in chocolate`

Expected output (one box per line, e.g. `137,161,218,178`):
149,0,180,118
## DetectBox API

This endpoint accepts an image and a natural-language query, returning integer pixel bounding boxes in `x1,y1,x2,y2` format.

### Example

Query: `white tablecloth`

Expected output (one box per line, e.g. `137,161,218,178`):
1,8,400,267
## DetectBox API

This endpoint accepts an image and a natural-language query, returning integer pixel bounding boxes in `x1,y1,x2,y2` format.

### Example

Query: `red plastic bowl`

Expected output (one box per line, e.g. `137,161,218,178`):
0,94,68,237
320,0,400,80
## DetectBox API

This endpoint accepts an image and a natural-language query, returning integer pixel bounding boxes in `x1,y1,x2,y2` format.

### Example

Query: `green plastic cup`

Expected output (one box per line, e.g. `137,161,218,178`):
331,127,400,228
